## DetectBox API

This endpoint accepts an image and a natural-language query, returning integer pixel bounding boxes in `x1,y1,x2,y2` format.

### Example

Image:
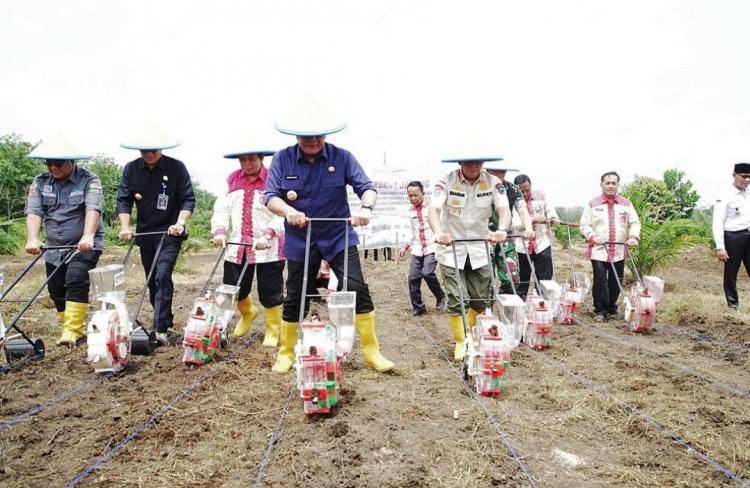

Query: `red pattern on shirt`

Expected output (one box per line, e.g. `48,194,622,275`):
227,167,268,264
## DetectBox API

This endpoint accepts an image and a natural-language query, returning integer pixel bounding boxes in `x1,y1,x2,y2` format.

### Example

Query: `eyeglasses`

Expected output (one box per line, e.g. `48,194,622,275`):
45,160,69,167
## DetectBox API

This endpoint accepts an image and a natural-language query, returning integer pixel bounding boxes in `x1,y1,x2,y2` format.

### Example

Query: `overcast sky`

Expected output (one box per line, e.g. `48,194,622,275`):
2,0,749,207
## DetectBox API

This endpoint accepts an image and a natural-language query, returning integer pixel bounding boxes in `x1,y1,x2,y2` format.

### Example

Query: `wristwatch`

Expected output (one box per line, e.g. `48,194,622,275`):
361,204,373,211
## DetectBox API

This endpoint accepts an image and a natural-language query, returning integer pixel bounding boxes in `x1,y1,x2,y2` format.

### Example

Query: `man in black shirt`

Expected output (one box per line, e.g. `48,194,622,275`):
116,125,195,345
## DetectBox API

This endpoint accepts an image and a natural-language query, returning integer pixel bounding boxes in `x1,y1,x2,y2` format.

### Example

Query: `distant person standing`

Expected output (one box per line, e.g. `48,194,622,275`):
712,162,750,309
579,171,640,322
116,124,195,345
512,174,560,299
398,181,446,316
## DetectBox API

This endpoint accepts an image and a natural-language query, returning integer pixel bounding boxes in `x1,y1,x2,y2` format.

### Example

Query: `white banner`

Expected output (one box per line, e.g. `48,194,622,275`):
348,180,430,249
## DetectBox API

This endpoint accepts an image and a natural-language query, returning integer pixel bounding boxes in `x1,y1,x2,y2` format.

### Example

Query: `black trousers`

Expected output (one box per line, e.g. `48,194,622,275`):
45,251,101,312
222,258,285,307
517,247,554,300
723,230,750,306
408,253,445,312
283,246,373,322
591,259,624,315
139,235,182,333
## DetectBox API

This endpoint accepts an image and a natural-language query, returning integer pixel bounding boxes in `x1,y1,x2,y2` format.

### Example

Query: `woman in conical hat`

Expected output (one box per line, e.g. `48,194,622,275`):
265,95,395,373
210,142,286,347
25,132,105,346
116,122,195,346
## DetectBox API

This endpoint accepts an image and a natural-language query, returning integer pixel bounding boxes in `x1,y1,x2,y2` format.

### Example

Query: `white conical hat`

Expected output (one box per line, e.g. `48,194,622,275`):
441,137,503,163
120,122,179,150
275,95,347,136
223,147,276,159
483,163,519,172
27,132,91,160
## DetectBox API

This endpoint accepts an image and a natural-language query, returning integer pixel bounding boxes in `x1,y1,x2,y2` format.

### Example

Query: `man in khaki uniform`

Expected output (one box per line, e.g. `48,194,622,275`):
428,152,510,362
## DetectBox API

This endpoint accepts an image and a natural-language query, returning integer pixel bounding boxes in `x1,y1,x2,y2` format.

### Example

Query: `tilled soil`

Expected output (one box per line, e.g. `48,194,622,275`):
0,245,748,487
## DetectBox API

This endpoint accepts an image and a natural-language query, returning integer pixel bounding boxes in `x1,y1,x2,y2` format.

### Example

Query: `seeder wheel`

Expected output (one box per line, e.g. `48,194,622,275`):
130,327,157,356
5,337,45,363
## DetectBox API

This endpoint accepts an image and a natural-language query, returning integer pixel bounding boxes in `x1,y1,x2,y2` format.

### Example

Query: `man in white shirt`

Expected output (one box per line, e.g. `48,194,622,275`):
398,181,447,316
429,155,510,362
712,162,750,309
512,174,560,299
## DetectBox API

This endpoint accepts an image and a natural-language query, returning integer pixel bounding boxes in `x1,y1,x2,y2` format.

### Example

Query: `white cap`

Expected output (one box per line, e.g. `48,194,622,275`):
27,132,91,160
275,95,347,136
120,122,179,150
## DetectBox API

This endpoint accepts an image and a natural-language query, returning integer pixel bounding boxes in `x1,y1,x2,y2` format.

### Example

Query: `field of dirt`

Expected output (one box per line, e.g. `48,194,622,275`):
0,243,748,487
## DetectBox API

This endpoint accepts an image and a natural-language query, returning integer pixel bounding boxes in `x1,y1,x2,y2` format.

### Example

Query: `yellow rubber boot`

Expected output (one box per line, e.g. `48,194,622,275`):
272,320,298,373
262,305,282,347
466,308,478,344
450,315,467,362
56,301,87,346
355,311,395,372
233,297,258,338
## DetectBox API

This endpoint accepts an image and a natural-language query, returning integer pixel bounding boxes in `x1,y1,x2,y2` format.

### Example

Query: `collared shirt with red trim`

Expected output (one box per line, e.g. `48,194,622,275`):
579,193,640,262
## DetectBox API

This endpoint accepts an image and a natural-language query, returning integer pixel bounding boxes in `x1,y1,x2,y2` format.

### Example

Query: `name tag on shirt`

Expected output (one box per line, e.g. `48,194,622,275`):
157,194,169,210
43,184,54,195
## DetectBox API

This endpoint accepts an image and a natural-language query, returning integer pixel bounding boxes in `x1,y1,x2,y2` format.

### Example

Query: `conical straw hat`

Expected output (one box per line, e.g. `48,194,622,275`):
441,137,503,163
275,95,347,136
120,122,179,150
27,132,91,160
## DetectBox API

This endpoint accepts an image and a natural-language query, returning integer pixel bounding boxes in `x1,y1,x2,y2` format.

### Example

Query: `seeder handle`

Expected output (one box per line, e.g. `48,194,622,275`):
297,217,352,326
2,248,78,346
132,233,168,328
201,240,256,295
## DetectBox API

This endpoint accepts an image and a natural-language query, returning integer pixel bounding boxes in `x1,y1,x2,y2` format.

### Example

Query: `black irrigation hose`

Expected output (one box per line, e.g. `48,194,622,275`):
658,324,750,355
417,323,538,488
252,385,295,488
534,352,750,488
0,370,117,431
64,333,261,488
580,323,750,399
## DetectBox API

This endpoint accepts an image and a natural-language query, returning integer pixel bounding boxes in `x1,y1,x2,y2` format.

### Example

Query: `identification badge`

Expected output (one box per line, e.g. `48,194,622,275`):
157,194,169,210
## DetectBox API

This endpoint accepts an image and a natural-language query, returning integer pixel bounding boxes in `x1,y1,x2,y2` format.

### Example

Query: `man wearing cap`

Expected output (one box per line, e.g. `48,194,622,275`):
211,147,285,345
24,133,104,346
265,95,394,373
484,164,533,294
398,180,446,316
712,162,750,309
512,174,560,300
428,154,511,362
580,171,640,322
116,125,195,345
